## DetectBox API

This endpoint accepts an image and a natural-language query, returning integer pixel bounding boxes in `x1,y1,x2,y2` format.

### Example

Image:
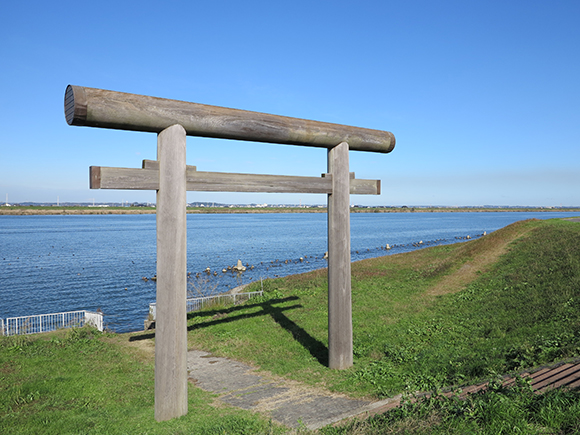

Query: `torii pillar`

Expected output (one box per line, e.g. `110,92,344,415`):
154,124,188,420
327,142,352,369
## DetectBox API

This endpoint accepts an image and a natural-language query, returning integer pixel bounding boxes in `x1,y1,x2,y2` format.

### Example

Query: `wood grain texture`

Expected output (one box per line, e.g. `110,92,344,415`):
187,171,332,193
90,166,380,194
154,124,188,421
89,166,101,189
327,142,353,370
142,159,196,171
90,166,159,190
65,85,395,153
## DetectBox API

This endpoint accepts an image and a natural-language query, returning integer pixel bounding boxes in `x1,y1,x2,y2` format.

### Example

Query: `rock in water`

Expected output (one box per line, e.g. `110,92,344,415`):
233,259,246,272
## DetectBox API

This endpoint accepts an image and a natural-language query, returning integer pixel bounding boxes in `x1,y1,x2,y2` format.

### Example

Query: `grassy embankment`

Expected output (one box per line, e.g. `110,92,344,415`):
2,218,580,433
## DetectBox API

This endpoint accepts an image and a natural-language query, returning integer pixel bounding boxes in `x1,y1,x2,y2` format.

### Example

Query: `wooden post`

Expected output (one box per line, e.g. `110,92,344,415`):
155,124,188,421
327,141,353,370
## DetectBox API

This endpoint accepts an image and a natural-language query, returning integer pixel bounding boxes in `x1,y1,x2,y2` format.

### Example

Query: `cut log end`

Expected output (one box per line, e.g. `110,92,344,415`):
89,166,101,189
364,132,396,154
382,133,396,154
65,85,87,126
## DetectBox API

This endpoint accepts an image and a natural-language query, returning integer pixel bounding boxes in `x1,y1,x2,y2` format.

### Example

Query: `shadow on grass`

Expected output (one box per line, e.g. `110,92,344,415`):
130,296,329,366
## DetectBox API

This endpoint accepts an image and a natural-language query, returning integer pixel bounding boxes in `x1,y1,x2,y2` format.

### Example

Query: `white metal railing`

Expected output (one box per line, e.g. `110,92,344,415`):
0,310,104,336
148,291,263,321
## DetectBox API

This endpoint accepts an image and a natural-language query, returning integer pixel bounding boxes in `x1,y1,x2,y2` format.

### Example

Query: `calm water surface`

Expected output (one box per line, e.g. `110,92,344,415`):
1,211,578,332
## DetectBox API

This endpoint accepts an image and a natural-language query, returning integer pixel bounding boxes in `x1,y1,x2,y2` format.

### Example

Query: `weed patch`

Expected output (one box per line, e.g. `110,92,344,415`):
322,377,580,434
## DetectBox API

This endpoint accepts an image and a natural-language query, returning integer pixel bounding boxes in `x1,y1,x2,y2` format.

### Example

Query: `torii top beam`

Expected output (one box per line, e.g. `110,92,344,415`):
65,85,395,154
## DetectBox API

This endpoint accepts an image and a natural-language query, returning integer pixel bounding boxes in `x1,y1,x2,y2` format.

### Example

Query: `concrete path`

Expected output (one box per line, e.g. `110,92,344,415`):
187,350,399,430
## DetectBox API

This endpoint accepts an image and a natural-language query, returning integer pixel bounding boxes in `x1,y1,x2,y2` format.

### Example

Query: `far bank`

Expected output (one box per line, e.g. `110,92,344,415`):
2,205,580,216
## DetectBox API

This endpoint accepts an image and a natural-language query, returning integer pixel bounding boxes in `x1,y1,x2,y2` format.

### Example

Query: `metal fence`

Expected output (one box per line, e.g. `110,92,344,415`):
0,310,104,336
148,291,263,321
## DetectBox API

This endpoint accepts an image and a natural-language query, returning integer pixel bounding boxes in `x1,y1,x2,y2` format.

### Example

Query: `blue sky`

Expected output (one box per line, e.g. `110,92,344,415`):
1,0,578,206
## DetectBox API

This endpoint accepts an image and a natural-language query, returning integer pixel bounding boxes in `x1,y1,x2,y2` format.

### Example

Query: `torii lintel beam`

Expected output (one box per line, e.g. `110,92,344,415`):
65,85,395,154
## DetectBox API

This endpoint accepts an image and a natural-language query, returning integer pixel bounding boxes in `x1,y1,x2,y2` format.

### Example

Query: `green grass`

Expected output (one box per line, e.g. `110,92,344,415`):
184,218,580,433
0,205,155,211
186,218,580,396
4,205,580,215
0,205,157,215
321,377,580,434
0,328,285,434
2,217,580,433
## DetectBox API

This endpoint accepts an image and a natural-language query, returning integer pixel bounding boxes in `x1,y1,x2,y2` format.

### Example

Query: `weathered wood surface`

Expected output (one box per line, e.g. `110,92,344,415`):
65,85,395,154
90,165,380,195
90,166,159,190
327,142,353,370
142,159,196,171
154,125,188,421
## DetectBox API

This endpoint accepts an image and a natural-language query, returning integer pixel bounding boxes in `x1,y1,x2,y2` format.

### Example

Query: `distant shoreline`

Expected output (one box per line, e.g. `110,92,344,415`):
2,206,580,216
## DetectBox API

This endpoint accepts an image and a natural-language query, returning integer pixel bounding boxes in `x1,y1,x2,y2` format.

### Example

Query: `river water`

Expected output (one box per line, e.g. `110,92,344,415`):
1,211,577,332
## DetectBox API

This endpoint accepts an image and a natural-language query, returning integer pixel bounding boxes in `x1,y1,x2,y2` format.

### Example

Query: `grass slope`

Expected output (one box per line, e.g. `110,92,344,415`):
2,218,579,434
0,328,285,434
187,218,580,397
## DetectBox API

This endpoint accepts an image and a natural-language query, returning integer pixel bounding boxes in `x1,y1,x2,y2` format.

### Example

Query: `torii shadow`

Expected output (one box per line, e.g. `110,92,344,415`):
131,296,329,367
188,296,329,367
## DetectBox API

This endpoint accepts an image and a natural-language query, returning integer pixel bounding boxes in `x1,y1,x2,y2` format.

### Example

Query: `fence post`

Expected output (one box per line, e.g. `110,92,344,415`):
154,124,188,421
327,141,353,370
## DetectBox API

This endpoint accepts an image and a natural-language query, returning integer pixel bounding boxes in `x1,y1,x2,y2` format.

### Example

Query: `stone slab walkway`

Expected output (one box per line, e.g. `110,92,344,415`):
187,350,400,430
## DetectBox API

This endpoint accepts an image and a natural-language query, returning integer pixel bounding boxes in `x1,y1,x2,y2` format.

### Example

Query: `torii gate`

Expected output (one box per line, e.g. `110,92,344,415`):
64,85,395,421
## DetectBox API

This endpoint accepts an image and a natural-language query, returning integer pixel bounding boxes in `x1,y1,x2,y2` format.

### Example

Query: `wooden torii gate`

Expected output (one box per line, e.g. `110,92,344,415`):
64,85,395,421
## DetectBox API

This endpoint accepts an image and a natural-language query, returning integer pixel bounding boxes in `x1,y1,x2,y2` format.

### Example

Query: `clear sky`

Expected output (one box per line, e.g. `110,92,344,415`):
1,0,579,206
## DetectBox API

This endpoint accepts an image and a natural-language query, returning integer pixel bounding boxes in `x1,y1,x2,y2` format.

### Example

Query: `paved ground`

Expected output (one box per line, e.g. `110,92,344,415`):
187,350,400,430
188,349,580,430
